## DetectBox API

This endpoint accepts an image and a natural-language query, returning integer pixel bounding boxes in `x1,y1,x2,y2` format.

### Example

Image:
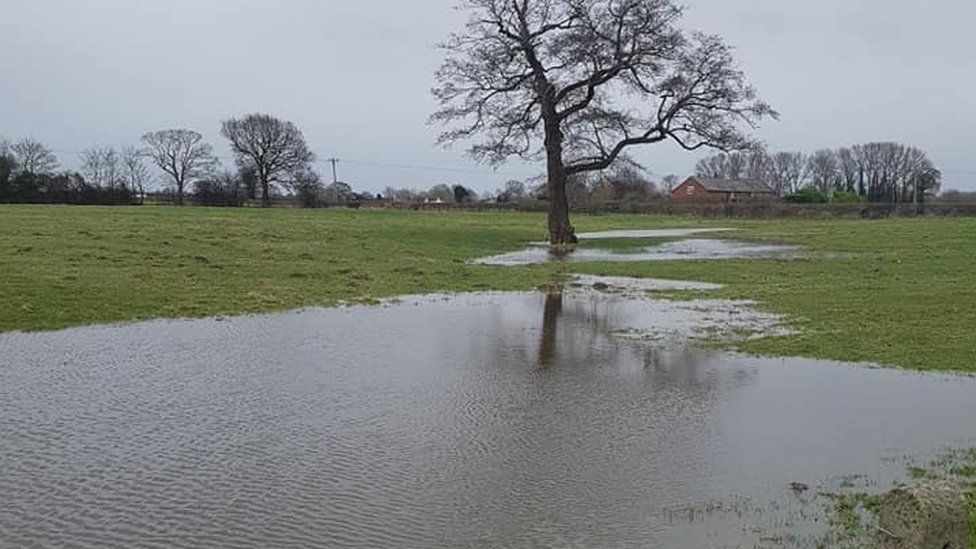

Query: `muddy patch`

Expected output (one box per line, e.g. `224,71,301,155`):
2,280,975,548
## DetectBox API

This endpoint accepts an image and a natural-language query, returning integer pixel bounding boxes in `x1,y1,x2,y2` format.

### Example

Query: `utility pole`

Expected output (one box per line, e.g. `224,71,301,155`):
328,158,340,204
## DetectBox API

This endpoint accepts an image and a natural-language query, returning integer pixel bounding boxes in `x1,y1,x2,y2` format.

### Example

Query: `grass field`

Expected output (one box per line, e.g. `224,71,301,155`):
1,205,975,373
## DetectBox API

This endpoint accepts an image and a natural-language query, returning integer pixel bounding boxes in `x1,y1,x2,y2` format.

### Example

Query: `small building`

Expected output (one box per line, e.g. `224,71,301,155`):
672,176,777,202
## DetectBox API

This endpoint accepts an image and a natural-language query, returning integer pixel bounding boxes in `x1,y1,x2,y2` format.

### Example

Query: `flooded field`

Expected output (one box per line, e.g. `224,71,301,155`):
476,229,799,266
2,280,975,548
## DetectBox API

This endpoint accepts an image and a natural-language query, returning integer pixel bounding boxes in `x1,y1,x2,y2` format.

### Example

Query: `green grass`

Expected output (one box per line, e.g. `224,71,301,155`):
570,217,976,371
1,205,975,373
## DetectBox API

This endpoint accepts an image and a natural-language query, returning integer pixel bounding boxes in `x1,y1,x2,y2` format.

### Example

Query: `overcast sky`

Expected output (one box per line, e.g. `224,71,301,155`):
2,0,974,192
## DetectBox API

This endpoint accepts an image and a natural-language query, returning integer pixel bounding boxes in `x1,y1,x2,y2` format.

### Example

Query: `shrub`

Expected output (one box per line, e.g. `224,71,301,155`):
785,187,829,203
832,190,866,203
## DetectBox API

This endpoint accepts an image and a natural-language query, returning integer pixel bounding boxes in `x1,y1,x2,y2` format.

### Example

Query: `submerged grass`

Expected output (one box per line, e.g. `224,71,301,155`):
1,206,975,373
825,448,976,548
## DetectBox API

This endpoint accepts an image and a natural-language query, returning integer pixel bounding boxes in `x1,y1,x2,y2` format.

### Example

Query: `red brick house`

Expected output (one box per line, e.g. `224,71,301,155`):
672,176,777,202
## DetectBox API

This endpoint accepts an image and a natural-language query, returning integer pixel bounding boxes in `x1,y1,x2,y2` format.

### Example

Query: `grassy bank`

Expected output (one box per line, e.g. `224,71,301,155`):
1,205,974,372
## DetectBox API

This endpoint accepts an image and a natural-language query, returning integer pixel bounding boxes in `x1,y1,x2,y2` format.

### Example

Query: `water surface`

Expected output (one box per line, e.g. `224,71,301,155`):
476,238,800,266
2,287,974,548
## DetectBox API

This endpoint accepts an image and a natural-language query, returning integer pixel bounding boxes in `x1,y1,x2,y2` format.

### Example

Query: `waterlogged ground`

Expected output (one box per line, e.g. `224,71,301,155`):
2,278,976,548
475,229,800,266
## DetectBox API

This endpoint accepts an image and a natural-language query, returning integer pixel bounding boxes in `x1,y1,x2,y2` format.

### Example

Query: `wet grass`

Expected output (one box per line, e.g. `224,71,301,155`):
570,217,976,372
1,206,975,373
822,448,976,548
0,206,564,332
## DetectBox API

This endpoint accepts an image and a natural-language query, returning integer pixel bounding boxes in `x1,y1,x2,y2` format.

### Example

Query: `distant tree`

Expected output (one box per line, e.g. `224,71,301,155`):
0,138,15,198
498,180,527,203
11,137,59,175
662,174,680,194
696,151,763,181
141,129,216,206
80,147,122,189
220,113,316,207
746,150,773,182
240,166,259,200
120,146,151,199
426,184,455,203
806,149,839,194
836,147,859,193
696,154,728,179
453,184,477,203
432,0,775,244
382,187,423,203
565,173,591,206
193,170,245,207
770,151,806,196
291,168,323,208
590,164,656,203
324,181,354,203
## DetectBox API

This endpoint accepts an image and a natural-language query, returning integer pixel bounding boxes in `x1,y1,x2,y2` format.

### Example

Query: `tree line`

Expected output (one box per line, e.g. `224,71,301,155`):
695,143,942,203
0,113,348,207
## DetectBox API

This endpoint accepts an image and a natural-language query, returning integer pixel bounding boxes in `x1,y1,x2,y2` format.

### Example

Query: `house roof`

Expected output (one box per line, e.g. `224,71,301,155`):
691,177,775,194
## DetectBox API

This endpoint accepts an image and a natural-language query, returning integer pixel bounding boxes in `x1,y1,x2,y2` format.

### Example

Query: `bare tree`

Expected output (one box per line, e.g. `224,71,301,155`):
432,0,775,244
0,138,16,189
426,184,455,203
291,167,324,208
383,187,424,203
696,151,759,181
806,149,838,194
141,130,216,205
499,179,528,202
11,137,59,175
80,147,122,189
695,154,729,179
220,113,315,207
725,152,748,180
121,146,151,199
662,174,680,194
770,152,805,196
746,150,773,182
836,147,859,193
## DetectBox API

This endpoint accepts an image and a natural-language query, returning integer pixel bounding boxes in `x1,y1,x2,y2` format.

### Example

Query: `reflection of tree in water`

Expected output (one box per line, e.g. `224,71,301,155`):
442,291,764,544
547,246,573,263
538,291,562,368
534,290,758,394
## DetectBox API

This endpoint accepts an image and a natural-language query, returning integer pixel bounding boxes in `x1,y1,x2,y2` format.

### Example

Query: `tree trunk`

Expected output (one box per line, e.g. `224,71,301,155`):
544,122,577,246
176,180,184,206
261,176,270,208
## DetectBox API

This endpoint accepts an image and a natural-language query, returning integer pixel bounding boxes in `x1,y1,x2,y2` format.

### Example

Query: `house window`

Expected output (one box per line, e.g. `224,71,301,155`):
686,186,695,196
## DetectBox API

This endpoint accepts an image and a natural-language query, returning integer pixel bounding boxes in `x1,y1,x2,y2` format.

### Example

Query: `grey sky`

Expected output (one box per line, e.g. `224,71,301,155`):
2,0,974,192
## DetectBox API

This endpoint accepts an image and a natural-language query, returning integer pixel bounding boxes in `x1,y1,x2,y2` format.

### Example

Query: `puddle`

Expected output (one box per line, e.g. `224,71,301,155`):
477,238,801,266
570,274,724,294
575,228,737,239
2,281,974,548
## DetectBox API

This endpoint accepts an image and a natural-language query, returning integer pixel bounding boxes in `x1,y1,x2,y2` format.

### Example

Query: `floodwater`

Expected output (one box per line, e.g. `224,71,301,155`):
2,282,975,548
574,228,736,239
476,238,799,266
